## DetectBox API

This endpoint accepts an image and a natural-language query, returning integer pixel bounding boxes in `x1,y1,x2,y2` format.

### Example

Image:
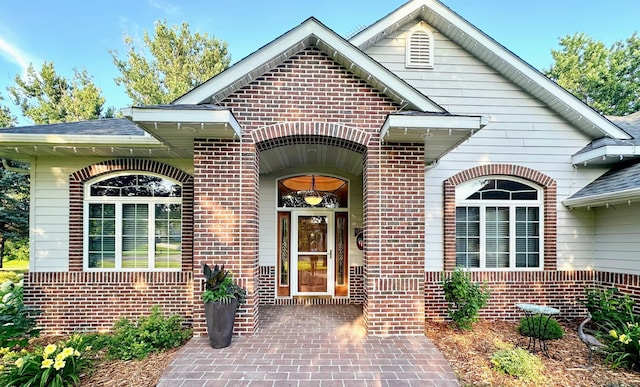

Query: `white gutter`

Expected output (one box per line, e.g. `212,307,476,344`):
563,188,640,209
572,145,640,166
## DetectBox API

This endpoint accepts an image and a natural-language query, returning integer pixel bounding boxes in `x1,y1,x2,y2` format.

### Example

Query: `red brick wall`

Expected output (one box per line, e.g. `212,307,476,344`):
192,139,260,336
23,272,193,334
364,144,426,335
425,271,593,322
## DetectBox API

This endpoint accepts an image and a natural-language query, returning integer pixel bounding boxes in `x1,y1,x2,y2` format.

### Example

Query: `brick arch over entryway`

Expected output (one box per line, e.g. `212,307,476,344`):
443,164,557,271
252,122,371,152
68,159,194,272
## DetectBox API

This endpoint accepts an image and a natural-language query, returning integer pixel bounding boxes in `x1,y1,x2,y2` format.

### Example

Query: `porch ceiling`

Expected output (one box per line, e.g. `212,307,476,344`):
259,143,363,176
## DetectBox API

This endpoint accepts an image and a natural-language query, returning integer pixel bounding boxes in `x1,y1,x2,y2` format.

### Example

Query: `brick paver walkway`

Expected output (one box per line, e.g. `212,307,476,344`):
158,304,459,386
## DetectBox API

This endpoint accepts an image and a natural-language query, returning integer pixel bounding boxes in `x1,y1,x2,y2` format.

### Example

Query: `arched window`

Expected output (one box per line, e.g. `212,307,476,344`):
406,27,434,69
455,177,543,269
84,173,182,271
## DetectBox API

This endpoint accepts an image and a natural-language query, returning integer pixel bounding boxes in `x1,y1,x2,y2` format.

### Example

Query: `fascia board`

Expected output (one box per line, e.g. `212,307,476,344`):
563,188,640,208
380,114,483,138
129,108,242,137
572,145,640,165
0,134,161,146
350,0,425,47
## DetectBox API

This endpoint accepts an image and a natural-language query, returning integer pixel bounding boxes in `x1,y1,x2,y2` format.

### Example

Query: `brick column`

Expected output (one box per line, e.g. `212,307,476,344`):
364,142,426,335
193,138,259,336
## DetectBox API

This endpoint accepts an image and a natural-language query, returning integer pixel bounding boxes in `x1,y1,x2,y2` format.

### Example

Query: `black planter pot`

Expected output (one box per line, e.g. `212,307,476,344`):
204,299,239,348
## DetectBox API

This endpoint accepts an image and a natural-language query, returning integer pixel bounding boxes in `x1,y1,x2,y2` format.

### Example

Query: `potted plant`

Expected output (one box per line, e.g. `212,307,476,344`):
202,263,247,348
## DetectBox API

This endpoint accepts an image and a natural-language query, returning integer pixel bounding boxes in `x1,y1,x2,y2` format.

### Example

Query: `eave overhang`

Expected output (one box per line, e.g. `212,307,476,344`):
571,145,640,166
351,0,630,141
563,188,640,209
0,133,163,160
381,113,489,162
174,17,444,113
122,106,242,158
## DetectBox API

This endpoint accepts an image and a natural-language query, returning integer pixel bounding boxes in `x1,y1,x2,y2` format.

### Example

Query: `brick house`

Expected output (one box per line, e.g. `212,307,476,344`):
2,0,640,336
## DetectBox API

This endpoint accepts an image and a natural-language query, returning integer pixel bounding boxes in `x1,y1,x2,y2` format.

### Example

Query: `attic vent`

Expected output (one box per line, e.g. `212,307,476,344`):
406,29,434,69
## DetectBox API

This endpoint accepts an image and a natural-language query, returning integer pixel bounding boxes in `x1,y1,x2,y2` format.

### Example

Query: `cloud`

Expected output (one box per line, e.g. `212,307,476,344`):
147,0,181,16
0,36,32,76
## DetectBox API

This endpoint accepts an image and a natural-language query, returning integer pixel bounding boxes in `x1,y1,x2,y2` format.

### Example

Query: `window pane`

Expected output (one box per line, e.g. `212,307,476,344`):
88,204,116,269
455,207,480,268
154,204,182,269
122,204,149,269
485,207,509,268
515,206,541,268
90,175,181,197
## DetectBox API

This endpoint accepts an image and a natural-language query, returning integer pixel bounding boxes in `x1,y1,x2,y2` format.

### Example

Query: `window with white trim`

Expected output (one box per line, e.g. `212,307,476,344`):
84,173,182,270
406,28,434,69
455,178,542,269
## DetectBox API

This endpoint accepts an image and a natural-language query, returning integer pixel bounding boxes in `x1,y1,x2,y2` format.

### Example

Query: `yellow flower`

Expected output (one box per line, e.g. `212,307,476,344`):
61,347,75,359
15,358,24,368
610,330,618,338
85,346,92,352
43,344,57,358
619,334,632,345
53,359,66,370
74,350,81,357
41,359,53,369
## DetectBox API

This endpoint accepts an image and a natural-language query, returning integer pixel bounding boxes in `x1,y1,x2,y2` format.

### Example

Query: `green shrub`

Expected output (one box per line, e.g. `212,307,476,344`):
491,344,545,383
0,335,93,387
0,279,40,348
4,239,29,262
441,268,490,330
0,271,22,285
579,287,635,326
107,305,192,360
518,315,564,340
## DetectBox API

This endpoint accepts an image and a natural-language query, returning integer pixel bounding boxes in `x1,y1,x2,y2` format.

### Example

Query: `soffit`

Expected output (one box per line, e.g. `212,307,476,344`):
259,143,363,176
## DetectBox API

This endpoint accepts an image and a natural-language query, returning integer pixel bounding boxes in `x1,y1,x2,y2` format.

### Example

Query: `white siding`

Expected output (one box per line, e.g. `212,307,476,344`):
258,166,363,267
30,157,192,272
593,205,640,274
365,21,608,271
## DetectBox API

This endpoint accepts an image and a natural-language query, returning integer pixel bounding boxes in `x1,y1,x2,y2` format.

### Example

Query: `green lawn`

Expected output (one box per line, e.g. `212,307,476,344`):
1,259,29,273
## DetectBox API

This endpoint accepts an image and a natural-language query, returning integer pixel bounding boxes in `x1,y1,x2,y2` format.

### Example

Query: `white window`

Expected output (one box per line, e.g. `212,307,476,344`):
84,173,182,271
455,178,542,270
406,28,434,69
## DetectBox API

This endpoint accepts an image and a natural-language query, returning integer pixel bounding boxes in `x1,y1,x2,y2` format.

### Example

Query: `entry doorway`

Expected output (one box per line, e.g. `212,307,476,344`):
275,174,350,298
292,211,334,295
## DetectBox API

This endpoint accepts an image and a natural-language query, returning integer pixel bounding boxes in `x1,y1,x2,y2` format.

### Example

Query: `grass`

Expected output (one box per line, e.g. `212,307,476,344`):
1,259,28,273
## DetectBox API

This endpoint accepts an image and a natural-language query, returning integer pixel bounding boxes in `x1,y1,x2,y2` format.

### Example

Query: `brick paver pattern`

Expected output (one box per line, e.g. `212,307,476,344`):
158,304,459,387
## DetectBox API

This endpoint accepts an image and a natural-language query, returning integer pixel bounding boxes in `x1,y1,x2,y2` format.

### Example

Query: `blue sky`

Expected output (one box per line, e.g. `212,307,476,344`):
0,0,638,125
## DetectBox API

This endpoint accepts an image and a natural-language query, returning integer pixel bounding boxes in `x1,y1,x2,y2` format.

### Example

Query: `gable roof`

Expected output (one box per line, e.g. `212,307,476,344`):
174,17,444,113
564,158,640,208
350,0,630,141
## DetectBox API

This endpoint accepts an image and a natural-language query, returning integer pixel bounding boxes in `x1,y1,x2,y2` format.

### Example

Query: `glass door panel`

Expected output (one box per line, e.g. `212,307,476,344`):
293,213,333,295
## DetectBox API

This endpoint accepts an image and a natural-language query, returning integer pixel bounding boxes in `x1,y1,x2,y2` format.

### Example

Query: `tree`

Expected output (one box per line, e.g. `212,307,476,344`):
545,32,640,116
0,164,29,268
0,94,17,128
110,19,231,106
8,61,109,125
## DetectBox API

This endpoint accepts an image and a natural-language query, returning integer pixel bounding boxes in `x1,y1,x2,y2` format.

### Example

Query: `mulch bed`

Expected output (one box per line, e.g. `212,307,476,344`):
425,319,640,387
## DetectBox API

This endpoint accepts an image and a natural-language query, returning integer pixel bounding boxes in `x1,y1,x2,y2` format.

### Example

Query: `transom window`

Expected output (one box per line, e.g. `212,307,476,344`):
84,173,182,271
455,178,542,270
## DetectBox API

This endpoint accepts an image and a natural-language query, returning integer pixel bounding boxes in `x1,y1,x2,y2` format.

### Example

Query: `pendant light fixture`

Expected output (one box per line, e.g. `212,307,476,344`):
303,175,323,206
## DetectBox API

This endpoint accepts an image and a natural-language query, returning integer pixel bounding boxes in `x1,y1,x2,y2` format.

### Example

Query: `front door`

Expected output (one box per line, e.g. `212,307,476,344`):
291,211,334,296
